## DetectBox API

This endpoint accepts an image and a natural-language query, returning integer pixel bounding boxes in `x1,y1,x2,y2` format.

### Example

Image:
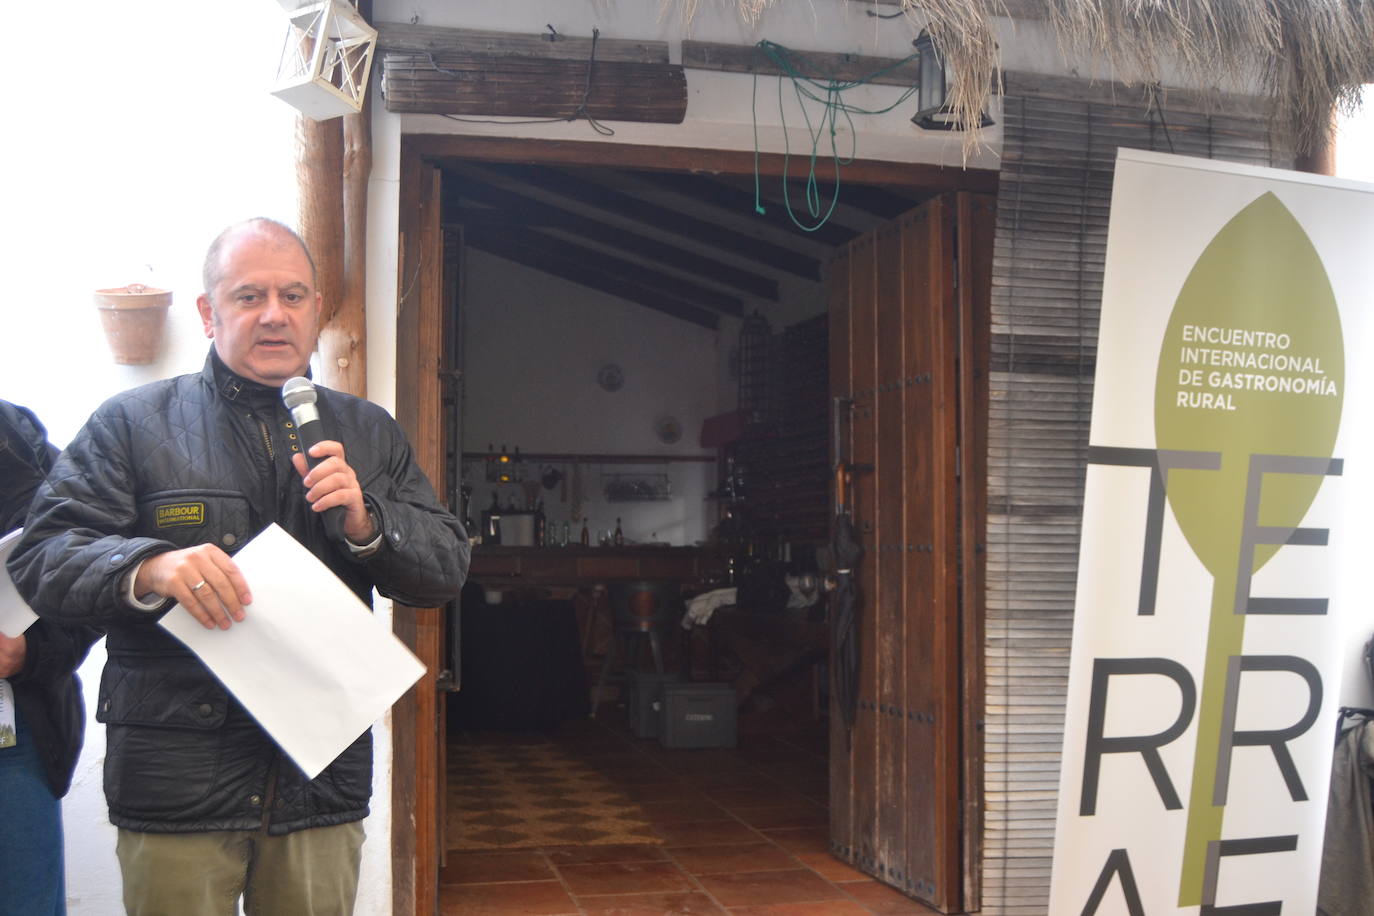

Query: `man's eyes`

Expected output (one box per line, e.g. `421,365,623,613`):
234,292,308,306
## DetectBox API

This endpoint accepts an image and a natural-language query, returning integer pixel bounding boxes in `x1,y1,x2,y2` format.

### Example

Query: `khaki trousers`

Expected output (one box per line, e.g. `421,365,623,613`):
116,822,364,916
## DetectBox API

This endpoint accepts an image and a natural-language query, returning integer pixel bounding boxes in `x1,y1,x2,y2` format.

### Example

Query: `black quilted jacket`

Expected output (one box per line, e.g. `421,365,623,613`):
1,400,101,798
8,351,469,834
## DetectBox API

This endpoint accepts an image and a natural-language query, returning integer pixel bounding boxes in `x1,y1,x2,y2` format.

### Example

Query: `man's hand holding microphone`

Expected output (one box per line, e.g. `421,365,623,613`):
134,378,373,631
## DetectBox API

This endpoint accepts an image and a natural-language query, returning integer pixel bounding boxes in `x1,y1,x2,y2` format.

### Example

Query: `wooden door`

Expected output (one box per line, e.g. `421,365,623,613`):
393,157,447,916
828,191,992,912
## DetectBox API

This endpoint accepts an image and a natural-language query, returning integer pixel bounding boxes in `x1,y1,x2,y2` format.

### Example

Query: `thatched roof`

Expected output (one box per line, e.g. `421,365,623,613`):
676,0,1374,155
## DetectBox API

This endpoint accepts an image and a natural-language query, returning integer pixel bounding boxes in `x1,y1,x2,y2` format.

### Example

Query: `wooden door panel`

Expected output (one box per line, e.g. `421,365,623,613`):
829,192,990,912
900,202,942,902
873,222,909,880
847,233,881,868
828,249,855,857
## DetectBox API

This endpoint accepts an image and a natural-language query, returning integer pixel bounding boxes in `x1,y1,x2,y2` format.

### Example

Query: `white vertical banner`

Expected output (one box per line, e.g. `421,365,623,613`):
1049,149,1374,914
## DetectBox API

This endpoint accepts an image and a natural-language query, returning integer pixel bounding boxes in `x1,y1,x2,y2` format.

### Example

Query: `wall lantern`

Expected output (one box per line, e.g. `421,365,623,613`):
271,0,378,121
910,30,994,131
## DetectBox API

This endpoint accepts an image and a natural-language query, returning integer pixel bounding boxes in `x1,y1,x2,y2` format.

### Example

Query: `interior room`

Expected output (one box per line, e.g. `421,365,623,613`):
436,157,944,912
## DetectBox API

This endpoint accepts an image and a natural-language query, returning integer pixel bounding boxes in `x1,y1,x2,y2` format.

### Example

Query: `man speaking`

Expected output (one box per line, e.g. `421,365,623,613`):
8,218,469,915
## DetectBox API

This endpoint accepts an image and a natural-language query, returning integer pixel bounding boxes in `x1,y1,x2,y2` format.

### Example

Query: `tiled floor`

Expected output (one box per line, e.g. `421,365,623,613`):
440,715,940,915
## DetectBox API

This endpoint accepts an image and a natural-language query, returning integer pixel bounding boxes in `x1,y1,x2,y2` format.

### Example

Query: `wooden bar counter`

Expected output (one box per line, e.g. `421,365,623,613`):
468,545,716,588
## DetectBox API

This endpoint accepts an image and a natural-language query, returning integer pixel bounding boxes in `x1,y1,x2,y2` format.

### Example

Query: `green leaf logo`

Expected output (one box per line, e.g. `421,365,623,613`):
1152,191,1343,904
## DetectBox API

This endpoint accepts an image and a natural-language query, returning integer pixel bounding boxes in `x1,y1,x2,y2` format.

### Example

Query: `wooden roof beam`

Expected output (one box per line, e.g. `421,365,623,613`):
460,216,744,316
630,171,860,247
465,226,720,329
473,162,823,280
442,175,780,301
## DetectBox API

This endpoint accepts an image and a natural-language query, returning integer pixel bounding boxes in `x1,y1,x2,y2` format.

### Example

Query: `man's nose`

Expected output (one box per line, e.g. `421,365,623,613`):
258,295,289,324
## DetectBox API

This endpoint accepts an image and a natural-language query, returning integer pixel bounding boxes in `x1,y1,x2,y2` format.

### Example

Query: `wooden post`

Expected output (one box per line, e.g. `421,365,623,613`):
318,93,372,396
296,114,345,327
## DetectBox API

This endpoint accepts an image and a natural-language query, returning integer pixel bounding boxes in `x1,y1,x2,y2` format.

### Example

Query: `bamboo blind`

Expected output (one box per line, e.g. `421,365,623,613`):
981,72,1287,914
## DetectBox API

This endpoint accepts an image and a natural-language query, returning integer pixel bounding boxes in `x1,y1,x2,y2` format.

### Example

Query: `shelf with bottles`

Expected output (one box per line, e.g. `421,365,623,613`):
602,471,672,502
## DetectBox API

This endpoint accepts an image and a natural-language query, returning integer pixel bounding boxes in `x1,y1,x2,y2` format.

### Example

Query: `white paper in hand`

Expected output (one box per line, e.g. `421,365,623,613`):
159,523,426,779
0,529,39,638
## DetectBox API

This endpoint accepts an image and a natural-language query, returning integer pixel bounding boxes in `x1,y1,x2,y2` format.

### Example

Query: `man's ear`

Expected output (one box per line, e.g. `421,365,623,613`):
196,295,215,339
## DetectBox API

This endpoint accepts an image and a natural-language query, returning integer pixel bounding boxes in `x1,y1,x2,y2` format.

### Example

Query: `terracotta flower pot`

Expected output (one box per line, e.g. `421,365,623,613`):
94,284,173,365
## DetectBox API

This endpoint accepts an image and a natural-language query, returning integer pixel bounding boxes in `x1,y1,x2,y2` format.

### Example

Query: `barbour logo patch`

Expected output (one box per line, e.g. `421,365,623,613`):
155,502,206,528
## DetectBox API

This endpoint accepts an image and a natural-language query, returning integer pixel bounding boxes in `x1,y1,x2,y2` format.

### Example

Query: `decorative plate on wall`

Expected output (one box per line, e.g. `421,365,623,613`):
655,415,682,444
597,363,624,392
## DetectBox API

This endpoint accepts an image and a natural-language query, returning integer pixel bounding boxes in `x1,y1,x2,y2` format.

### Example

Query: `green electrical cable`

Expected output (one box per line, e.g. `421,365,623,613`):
751,40,921,233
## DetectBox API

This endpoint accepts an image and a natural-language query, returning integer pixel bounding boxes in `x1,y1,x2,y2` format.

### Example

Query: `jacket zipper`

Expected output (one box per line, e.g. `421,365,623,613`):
256,417,274,461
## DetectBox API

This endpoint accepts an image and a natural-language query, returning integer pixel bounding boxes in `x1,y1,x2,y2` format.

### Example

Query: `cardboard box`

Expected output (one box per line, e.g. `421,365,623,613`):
659,682,737,749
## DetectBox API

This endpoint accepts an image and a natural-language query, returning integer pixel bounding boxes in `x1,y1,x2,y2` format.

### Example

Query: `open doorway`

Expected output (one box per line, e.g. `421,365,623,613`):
393,135,994,915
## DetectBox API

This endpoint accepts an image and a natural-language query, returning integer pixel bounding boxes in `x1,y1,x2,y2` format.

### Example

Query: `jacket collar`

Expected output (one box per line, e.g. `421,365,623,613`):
203,348,311,409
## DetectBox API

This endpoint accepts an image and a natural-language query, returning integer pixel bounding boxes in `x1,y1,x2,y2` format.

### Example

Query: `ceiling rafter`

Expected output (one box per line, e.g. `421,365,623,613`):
441,172,780,301
471,162,824,280
460,215,744,316
464,225,721,329
628,170,861,247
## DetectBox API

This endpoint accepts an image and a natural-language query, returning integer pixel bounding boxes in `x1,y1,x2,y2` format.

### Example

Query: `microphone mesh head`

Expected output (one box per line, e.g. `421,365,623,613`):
281,376,317,410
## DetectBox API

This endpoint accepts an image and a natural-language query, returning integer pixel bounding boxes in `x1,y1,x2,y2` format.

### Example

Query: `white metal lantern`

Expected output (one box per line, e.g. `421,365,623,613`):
271,0,378,120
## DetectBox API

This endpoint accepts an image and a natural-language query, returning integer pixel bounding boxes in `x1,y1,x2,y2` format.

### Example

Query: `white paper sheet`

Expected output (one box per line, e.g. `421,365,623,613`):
159,523,426,779
0,529,39,638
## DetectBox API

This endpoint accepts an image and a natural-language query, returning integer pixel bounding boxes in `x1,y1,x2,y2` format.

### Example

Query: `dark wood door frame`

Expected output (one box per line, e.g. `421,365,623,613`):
392,133,995,916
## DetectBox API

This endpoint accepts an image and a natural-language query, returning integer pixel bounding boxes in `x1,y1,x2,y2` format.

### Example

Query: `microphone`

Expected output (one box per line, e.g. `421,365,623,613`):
281,376,345,542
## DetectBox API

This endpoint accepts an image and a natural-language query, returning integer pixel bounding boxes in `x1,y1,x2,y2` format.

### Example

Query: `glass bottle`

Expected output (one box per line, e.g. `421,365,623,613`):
580,518,590,546
613,517,624,546
561,520,570,547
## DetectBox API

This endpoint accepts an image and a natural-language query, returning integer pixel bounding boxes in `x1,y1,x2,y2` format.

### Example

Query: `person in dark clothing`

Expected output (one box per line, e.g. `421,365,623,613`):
0,400,101,916
8,218,469,916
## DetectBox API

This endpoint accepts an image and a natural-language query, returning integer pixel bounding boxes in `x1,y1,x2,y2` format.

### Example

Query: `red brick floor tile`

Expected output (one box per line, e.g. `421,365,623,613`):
696,869,846,908
577,890,728,914
792,852,869,883
757,827,832,855
438,879,577,915
732,805,829,830
654,819,765,846
596,766,688,785
726,902,872,915
617,783,710,803
641,799,729,824
705,787,821,810
558,860,697,896
839,880,943,913
440,850,554,884
543,844,670,866
667,842,800,875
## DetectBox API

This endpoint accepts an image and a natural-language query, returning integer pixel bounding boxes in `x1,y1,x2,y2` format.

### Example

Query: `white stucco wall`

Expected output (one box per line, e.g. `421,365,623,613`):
3,3,393,912
459,248,722,546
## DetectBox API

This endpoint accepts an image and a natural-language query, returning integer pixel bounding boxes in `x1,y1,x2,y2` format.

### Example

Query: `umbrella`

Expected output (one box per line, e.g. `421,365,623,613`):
831,509,862,734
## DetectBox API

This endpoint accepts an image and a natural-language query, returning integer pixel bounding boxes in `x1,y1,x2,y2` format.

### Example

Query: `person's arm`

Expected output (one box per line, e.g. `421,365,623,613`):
0,401,55,532
291,416,468,608
356,432,470,607
7,406,183,627
2,620,102,689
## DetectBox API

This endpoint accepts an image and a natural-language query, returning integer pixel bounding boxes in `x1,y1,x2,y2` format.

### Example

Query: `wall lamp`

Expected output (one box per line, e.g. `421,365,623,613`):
911,30,994,131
